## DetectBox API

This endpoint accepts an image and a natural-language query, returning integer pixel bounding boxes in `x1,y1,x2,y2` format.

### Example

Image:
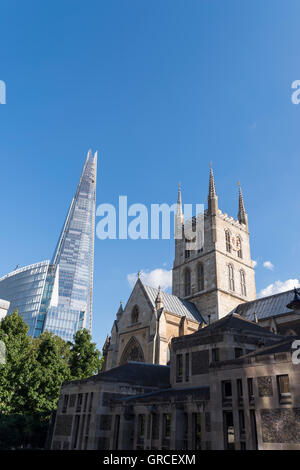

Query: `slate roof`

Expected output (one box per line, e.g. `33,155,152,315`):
232,289,296,322
64,362,170,388
142,283,204,323
190,313,280,338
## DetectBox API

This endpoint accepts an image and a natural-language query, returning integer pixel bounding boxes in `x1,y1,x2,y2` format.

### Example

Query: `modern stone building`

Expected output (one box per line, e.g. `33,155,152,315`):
50,311,300,450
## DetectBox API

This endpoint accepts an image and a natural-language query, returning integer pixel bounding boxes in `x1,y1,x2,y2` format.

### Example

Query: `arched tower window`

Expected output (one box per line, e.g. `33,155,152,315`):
228,264,235,291
197,263,204,292
184,269,191,297
225,229,231,253
131,305,139,324
240,269,246,296
237,236,242,259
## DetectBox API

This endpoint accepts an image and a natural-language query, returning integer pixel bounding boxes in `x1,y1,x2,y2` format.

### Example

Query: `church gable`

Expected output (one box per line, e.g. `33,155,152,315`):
118,279,156,333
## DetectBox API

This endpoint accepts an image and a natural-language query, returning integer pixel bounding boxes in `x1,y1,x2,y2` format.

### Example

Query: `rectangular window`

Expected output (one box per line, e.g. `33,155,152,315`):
192,413,201,450
113,415,120,450
89,392,94,412
212,348,220,362
183,413,188,450
138,414,145,437
237,379,243,398
62,394,68,413
248,378,254,402
223,411,235,450
185,353,190,381
176,354,183,382
163,414,171,439
147,415,151,439
222,380,232,399
72,415,80,449
152,414,159,440
235,348,243,359
239,410,245,435
277,375,290,398
83,393,88,412
76,393,83,412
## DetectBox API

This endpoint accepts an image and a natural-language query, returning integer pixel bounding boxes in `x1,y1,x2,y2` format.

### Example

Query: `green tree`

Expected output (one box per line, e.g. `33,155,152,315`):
69,329,103,380
26,332,71,414
0,309,32,413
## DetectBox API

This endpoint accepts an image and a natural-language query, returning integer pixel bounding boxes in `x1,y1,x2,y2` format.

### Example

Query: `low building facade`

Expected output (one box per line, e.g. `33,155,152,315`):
50,313,300,450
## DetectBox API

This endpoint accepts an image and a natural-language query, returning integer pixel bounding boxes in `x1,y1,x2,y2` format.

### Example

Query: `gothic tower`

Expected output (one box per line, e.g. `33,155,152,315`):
172,167,256,322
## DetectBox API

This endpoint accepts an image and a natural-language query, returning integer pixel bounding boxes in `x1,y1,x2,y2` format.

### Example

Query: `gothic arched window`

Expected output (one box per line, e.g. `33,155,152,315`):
240,269,246,296
225,229,231,253
131,305,139,324
184,269,191,297
237,236,242,259
197,263,204,292
228,264,235,291
120,337,145,365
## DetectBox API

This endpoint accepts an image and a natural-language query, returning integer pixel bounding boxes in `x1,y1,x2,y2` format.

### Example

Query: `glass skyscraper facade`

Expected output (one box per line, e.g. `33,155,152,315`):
0,150,97,342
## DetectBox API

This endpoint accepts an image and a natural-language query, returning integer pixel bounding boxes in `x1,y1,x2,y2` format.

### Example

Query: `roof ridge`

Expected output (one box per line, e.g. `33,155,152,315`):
236,289,294,310
239,337,296,358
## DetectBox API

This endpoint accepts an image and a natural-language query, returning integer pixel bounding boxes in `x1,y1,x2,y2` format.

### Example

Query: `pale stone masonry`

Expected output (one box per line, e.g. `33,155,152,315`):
172,168,256,323
104,280,203,370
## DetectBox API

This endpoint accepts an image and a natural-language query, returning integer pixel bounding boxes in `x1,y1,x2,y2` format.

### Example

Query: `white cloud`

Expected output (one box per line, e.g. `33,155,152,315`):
127,268,172,291
252,260,257,268
263,261,274,271
258,279,300,298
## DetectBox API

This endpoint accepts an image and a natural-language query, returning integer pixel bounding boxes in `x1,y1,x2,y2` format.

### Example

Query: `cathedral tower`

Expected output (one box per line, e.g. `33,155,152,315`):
172,167,256,322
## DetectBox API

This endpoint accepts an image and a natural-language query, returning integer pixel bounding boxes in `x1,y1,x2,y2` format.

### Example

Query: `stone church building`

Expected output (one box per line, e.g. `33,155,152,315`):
49,167,300,450
103,167,257,371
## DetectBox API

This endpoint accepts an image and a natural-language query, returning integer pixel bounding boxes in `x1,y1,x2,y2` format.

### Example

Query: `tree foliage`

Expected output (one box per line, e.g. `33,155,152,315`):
0,311,103,448
69,329,103,380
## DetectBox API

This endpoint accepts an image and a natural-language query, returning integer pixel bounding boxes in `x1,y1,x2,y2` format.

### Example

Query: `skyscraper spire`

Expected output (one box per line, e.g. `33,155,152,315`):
207,163,218,215
238,182,247,225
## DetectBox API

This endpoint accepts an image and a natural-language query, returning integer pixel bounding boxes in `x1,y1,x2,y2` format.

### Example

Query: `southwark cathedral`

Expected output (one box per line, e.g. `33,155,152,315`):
49,167,300,451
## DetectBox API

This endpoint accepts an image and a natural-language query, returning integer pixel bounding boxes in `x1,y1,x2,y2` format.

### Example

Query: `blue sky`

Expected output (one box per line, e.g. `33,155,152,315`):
1,0,300,349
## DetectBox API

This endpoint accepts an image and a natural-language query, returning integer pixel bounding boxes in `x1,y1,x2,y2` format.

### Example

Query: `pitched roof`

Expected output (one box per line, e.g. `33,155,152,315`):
141,282,204,323
63,362,170,388
112,386,210,404
232,289,296,321
190,313,279,338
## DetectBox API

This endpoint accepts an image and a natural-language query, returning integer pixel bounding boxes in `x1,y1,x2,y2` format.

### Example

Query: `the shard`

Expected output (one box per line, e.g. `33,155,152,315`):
0,150,97,342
